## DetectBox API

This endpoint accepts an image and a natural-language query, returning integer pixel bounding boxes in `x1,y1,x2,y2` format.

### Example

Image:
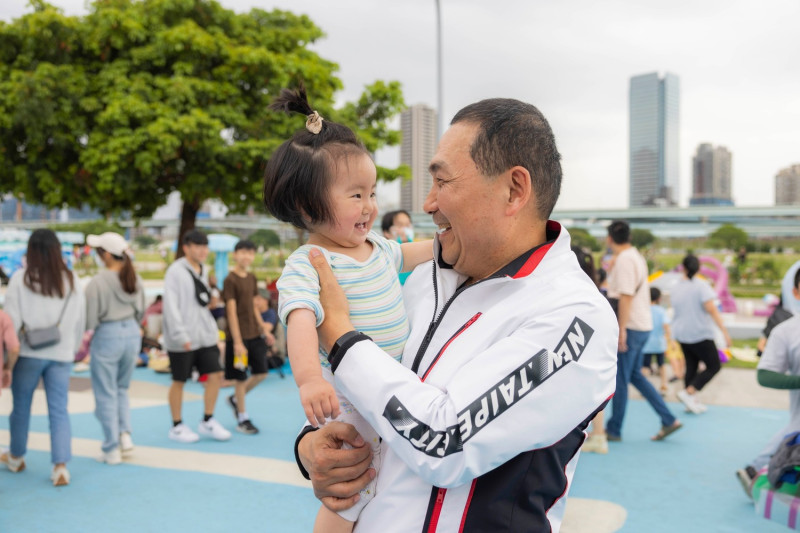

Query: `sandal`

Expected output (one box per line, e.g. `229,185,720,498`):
652,420,683,441
51,465,70,487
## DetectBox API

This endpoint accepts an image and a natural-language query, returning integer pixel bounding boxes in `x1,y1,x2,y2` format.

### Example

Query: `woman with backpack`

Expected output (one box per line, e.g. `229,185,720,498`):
3,229,85,486
85,232,146,465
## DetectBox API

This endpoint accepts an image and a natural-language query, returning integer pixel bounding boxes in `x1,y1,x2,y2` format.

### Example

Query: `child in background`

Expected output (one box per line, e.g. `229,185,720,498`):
222,240,273,435
263,86,433,533
642,287,671,395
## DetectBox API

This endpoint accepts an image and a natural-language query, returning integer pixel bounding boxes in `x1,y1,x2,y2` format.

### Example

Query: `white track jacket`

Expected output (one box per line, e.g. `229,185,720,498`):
302,221,618,532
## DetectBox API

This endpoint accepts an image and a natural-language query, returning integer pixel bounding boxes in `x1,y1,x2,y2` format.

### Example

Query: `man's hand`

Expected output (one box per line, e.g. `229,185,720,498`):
1,368,10,393
234,341,247,358
183,341,192,352
618,328,628,353
299,421,375,512
308,248,354,353
263,330,276,346
300,377,341,427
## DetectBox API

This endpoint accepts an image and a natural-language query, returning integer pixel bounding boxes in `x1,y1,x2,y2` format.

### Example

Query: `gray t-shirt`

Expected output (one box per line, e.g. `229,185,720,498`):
758,316,800,421
670,277,718,344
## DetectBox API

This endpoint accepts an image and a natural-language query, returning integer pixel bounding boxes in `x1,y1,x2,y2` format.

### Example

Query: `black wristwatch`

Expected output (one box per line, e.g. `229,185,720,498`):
327,330,372,373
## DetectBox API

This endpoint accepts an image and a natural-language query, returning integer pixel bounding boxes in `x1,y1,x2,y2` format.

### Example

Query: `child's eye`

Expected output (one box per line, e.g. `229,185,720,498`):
353,193,362,198
370,192,377,198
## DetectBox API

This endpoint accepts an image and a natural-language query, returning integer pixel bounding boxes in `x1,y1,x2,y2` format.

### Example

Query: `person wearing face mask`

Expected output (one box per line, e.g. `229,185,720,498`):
381,210,415,243
381,210,416,285
84,232,146,465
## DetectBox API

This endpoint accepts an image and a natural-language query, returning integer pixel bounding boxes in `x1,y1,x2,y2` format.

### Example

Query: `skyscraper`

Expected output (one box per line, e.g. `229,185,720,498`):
775,164,800,205
690,143,733,206
399,104,437,214
629,72,680,207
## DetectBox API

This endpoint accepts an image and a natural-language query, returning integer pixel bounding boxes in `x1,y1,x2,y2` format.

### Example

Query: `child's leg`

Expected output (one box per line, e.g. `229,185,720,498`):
657,353,668,390
314,505,354,533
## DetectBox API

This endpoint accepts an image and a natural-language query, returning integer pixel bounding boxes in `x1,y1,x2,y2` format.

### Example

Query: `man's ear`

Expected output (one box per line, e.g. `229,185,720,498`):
505,166,532,216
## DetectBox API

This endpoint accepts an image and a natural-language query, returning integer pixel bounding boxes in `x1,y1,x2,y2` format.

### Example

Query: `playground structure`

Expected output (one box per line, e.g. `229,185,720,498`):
0,228,83,279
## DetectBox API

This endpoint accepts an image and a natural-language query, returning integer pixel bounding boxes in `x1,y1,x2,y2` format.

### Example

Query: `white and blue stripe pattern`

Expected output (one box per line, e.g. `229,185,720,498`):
278,232,409,367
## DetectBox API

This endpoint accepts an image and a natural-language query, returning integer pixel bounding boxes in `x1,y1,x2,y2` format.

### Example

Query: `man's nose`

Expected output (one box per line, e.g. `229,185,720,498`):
423,185,437,214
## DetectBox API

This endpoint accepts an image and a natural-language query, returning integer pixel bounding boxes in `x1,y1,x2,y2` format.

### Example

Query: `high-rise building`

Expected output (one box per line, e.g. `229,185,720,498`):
775,164,800,205
629,72,680,207
399,104,438,214
690,143,733,206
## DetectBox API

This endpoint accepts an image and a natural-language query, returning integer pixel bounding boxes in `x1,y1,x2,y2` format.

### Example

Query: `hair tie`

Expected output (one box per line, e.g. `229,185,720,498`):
306,111,323,134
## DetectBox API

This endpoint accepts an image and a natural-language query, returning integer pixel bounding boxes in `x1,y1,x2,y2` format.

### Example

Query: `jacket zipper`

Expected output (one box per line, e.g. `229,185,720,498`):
421,312,482,382
426,487,447,532
411,262,491,373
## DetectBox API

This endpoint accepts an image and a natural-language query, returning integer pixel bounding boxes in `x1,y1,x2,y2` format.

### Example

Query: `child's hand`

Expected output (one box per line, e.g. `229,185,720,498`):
299,377,341,427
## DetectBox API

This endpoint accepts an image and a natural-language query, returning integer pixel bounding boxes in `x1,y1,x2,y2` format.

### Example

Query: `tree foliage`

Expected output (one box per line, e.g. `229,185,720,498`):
0,0,406,250
568,227,600,252
630,228,656,249
708,223,749,251
247,228,280,249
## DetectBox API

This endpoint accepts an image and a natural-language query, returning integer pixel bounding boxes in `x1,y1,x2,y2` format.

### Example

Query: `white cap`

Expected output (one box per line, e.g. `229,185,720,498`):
86,232,129,257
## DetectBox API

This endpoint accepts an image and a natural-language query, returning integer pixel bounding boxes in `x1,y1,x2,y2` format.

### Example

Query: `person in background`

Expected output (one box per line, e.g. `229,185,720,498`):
2,229,85,486
572,245,610,455
381,209,416,285
208,273,226,331
671,254,732,415
605,220,681,442
222,240,273,435
642,287,672,395
162,230,231,443
0,308,20,395
736,268,800,498
85,232,146,465
380,209,414,243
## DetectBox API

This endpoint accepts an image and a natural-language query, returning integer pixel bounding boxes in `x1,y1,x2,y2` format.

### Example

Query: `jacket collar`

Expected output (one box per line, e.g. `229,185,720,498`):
433,220,563,281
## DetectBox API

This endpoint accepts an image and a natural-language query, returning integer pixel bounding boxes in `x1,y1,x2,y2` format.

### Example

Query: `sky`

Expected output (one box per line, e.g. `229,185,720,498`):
3,0,799,210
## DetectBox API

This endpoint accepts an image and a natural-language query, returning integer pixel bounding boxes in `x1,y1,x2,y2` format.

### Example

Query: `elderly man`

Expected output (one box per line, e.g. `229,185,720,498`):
297,98,618,532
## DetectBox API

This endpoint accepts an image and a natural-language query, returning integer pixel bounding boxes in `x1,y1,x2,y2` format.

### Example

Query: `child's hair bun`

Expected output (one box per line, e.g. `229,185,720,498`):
269,84,314,117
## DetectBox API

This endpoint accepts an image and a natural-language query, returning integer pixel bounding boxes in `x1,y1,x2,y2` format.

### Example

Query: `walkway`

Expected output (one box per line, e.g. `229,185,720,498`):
0,365,792,532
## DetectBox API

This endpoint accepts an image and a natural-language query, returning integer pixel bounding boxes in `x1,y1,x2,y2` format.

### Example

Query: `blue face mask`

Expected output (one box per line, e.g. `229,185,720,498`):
396,227,414,243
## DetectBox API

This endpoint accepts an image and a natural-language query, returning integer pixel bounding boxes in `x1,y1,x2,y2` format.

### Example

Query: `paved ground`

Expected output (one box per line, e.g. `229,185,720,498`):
0,363,792,532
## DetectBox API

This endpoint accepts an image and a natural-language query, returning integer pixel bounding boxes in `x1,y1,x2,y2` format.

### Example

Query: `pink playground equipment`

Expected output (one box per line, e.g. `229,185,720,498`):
696,255,737,313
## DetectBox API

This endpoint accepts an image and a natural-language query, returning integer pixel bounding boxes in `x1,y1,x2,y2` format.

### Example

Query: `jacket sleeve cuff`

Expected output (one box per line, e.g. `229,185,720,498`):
294,425,319,480
327,331,372,374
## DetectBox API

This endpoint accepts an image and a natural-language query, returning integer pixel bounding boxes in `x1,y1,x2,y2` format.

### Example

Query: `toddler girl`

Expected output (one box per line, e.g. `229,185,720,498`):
263,86,432,532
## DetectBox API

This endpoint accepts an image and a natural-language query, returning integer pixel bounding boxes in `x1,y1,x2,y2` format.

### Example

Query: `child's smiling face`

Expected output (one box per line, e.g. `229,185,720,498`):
310,152,378,250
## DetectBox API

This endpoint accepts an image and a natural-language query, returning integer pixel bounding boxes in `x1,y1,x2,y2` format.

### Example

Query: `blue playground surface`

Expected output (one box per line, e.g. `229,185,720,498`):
0,365,792,532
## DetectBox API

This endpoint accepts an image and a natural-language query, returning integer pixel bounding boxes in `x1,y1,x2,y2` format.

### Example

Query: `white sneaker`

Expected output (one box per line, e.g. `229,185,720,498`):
581,434,609,454
120,432,134,454
677,390,704,414
169,423,200,443
98,447,122,465
1,450,25,473
198,417,232,441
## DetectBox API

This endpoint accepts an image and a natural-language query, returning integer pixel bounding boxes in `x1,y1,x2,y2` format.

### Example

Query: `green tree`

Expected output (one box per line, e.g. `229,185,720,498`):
568,227,600,252
708,224,749,251
0,0,406,256
248,228,280,249
630,228,656,249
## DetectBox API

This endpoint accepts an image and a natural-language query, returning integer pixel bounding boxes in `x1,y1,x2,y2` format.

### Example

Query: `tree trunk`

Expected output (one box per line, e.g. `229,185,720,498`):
175,197,201,259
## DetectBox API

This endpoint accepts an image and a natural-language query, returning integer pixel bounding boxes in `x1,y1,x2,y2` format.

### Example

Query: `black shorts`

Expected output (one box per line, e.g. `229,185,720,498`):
168,345,223,382
643,352,665,368
224,336,269,381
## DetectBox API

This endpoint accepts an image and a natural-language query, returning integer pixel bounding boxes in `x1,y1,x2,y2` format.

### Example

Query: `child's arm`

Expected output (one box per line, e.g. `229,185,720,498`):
663,323,672,344
400,240,434,273
286,308,340,427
